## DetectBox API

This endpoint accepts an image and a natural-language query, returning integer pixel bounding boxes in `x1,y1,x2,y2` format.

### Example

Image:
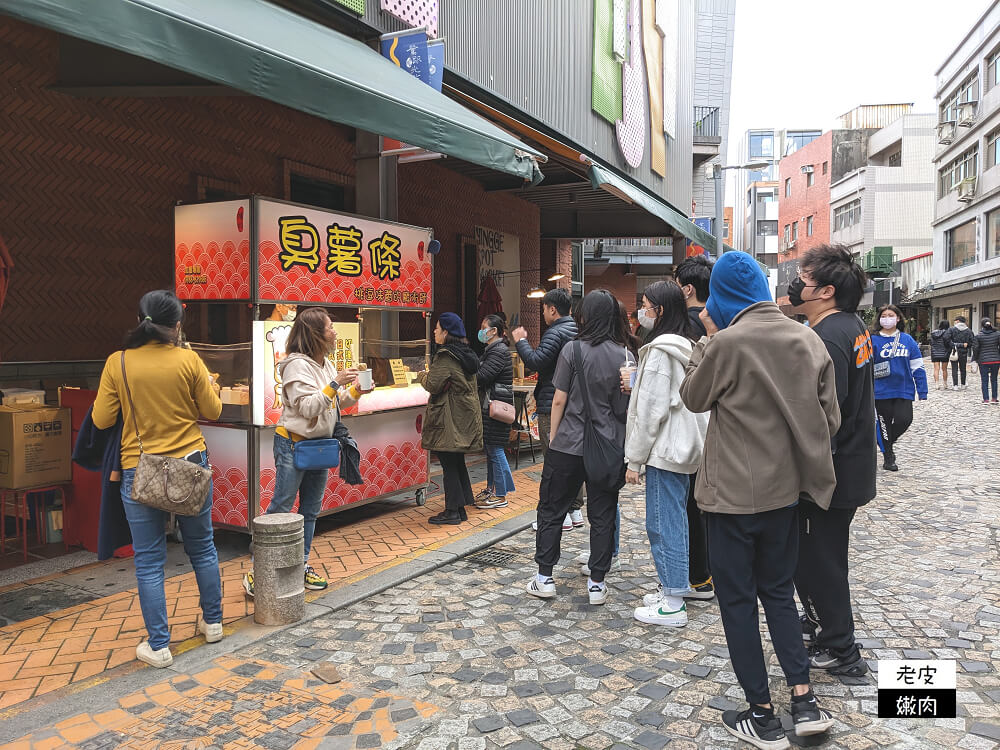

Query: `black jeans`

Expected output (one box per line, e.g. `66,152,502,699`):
794,503,858,654
537,413,585,510
951,354,968,385
875,398,913,457
535,449,619,582
435,452,473,513
706,506,810,705
687,474,711,585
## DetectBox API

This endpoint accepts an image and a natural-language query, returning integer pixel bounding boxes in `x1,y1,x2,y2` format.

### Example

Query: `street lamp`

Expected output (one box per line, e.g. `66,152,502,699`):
706,160,771,255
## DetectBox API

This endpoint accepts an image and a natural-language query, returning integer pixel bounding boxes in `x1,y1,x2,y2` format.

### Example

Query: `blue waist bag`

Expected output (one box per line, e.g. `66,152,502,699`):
293,438,340,471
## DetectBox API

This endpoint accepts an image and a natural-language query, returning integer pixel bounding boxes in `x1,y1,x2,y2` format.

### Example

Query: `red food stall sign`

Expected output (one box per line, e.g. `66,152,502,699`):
256,198,433,309
174,200,251,300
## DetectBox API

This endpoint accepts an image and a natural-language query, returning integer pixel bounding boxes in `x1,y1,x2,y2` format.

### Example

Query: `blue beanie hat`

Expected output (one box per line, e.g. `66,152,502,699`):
437,312,466,339
705,251,772,330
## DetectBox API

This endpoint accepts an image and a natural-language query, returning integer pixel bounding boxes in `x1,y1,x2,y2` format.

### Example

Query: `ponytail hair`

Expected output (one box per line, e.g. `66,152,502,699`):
124,290,184,349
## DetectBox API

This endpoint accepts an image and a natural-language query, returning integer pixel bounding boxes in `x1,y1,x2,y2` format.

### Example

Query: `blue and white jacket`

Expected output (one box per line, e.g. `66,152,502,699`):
871,332,928,401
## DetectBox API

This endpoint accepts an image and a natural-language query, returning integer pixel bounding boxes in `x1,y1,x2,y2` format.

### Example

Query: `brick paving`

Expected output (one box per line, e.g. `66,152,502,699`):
0,463,542,712
4,388,1000,748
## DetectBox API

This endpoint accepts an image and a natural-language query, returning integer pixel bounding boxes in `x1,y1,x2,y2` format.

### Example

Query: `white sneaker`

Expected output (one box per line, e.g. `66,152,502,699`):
198,615,223,643
575,551,590,564
633,601,688,627
527,576,556,599
588,582,609,605
531,519,538,531
562,514,573,531
570,509,585,527
580,555,620,577
643,585,666,607
136,641,173,668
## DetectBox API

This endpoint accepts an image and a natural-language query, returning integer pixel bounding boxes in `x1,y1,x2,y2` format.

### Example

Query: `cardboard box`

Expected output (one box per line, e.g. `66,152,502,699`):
1,388,46,407
0,405,72,489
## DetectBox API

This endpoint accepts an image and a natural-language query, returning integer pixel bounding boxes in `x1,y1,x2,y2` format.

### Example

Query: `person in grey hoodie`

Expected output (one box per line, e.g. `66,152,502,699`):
623,281,709,629
947,316,975,389
243,307,364,598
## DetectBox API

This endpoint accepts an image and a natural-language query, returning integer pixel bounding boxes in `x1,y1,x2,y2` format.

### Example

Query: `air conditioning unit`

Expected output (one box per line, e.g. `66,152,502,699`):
957,176,977,202
958,101,979,127
937,121,956,144
801,164,814,174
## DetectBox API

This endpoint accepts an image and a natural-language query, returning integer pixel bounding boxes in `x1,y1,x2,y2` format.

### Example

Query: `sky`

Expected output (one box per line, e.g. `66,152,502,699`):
725,0,989,203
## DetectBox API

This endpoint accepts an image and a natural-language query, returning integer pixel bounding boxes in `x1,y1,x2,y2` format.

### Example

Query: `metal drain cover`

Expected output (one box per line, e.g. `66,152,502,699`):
465,547,518,566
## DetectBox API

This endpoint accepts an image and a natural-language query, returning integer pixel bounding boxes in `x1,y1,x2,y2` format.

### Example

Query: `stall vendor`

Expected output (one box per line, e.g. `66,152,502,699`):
267,303,298,322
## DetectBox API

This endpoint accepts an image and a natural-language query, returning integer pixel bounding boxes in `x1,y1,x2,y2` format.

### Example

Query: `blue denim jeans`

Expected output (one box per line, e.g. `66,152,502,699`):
120,452,221,651
485,444,516,497
980,362,999,401
645,466,690,591
269,434,328,562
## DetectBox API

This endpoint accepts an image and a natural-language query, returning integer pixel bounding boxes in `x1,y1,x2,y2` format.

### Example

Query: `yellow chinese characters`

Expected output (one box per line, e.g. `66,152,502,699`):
278,216,321,272
326,223,363,277
368,231,402,281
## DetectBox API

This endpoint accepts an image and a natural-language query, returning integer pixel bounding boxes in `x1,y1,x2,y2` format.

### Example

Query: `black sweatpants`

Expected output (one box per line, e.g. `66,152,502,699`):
706,506,810,706
537,413,585,510
794,503,858,654
686,474,711,585
535,448,619,582
435,452,473,513
875,398,912,457
951,354,968,386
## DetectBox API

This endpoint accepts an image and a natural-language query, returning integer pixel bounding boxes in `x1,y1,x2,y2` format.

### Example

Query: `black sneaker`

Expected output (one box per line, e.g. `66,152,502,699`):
721,707,790,750
809,645,870,677
790,692,835,736
800,613,819,645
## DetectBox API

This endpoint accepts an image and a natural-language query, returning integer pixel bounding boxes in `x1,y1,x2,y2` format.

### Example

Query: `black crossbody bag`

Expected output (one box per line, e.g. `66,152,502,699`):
571,341,625,489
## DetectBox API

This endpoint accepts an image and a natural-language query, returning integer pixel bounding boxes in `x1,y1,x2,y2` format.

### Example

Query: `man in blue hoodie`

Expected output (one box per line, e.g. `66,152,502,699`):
680,252,840,750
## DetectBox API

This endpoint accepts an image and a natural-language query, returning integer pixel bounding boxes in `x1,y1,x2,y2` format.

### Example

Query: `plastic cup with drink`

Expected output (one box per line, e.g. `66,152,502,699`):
620,350,637,393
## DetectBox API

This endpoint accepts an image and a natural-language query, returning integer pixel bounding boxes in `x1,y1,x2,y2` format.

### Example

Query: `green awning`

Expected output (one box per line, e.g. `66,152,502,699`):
589,164,736,254
2,0,545,182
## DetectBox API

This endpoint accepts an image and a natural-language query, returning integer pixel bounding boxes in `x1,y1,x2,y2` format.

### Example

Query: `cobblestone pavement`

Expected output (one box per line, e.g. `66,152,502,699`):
5,387,1000,748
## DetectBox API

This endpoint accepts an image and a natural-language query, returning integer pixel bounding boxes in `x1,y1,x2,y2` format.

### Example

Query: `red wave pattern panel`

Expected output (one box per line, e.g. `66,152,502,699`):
257,241,433,308
175,239,251,300
211,465,251,527
258,440,428,514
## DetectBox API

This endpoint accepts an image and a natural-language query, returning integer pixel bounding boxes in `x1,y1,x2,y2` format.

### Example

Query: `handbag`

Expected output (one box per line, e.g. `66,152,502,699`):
874,331,901,379
572,341,625,489
120,352,212,516
483,383,516,425
949,347,959,362
292,438,341,470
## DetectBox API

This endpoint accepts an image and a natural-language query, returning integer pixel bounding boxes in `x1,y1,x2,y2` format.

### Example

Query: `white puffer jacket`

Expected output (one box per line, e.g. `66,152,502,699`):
625,334,708,475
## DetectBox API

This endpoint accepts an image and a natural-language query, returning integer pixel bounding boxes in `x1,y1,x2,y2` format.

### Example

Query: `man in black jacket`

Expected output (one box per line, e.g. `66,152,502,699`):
512,289,580,525
947,316,975,390
789,244,875,678
672,255,715,599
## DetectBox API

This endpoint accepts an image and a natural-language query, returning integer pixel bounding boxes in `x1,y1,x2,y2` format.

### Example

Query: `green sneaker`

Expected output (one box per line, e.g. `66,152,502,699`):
242,572,254,598
304,565,328,591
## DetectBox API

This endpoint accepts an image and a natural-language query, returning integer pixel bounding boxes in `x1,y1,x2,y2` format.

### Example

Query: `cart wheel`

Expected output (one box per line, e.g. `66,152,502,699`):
415,489,427,507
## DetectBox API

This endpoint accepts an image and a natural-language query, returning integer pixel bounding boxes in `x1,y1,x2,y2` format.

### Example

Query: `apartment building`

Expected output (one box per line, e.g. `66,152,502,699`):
923,1,1000,329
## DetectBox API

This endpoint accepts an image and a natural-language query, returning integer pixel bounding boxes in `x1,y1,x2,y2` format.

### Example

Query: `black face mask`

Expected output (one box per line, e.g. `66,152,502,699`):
788,276,807,307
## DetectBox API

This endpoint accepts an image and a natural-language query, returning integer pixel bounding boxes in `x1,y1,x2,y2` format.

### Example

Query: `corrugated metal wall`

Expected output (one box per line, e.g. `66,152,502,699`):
435,0,695,211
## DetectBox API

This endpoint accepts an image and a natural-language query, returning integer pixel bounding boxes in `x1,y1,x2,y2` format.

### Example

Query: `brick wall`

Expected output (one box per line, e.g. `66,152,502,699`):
777,131,833,263
586,265,639,312
0,18,543,361
398,161,541,340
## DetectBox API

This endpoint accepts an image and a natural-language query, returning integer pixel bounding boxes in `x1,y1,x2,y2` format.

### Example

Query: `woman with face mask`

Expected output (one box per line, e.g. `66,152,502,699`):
870,305,927,471
972,318,1000,403
623,282,709,627
473,314,516,508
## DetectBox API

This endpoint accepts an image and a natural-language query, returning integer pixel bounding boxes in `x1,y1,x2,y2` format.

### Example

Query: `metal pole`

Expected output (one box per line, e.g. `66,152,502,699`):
714,164,725,255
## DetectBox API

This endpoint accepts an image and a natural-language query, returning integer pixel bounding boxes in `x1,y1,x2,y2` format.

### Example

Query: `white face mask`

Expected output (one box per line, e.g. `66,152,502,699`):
638,307,656,330
282,310,297,322
880,317,897,330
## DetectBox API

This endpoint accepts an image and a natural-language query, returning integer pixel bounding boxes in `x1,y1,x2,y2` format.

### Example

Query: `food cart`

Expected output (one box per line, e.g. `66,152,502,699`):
174,197,433,531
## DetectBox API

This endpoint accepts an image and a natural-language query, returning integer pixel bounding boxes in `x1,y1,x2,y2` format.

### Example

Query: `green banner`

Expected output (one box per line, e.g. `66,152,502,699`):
592,0,623,123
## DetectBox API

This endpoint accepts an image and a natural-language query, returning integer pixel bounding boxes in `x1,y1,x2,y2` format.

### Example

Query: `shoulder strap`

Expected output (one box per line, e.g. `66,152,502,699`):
119,351,145,454
572,341,593,426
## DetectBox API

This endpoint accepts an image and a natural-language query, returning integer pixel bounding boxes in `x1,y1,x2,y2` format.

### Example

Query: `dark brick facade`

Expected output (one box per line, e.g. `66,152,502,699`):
0,18,542,363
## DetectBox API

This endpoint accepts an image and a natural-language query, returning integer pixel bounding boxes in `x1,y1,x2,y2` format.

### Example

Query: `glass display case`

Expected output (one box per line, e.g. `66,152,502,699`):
187,342,252,423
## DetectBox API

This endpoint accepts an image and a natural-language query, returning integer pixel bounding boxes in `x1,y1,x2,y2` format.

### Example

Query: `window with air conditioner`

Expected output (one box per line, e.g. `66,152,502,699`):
939,147,978,196
940,73,979,123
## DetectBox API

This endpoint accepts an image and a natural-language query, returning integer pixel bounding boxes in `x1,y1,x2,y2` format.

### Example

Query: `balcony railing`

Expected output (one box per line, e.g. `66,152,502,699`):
693,106,720,140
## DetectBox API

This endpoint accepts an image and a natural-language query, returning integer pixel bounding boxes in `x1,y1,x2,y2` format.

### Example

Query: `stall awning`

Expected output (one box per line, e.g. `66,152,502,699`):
589,165,735,253
1,0,545,182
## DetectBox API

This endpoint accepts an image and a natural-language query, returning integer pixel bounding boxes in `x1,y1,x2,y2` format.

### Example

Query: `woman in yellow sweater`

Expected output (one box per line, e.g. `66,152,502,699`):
92,290,223,669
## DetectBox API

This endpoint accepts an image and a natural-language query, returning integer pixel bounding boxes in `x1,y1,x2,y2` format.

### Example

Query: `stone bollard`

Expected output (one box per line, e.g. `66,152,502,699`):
251,512,305,626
